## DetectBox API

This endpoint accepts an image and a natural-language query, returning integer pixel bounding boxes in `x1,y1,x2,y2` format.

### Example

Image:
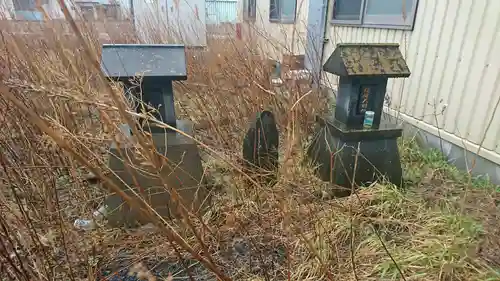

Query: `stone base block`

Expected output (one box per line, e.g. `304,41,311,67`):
307,116,403,196
103,120,209,227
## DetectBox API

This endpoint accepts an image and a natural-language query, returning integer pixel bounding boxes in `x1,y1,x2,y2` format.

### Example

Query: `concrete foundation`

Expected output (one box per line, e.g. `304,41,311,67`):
103,120,209,227
403,122,500,186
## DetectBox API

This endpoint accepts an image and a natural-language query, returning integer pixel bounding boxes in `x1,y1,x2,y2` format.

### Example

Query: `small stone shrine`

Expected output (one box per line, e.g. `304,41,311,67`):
307,43,410,194
242,110,279,185
100,44,208,227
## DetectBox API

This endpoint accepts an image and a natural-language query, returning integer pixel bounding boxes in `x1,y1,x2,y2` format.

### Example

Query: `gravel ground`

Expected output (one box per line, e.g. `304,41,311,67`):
98,258,216,281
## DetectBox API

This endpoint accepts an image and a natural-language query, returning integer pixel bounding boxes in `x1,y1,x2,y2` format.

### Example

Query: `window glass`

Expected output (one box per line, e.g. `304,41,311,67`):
366,0,414,16
13,0,36,10
281,0,296,20
251,0,256,17
333,0,363,20
245,0,255,17
270,0,279,19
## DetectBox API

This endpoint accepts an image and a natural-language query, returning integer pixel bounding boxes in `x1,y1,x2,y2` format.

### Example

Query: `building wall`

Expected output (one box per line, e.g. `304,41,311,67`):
0,0,14,19
206,0,238,24
237,0,309,60
2,0,129,20
321,0,500,166
44,0,67,19
1,0,78,19
112,0,207,46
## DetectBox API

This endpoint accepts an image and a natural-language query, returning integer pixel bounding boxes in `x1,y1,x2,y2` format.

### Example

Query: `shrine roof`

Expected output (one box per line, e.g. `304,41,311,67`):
323,43,411,78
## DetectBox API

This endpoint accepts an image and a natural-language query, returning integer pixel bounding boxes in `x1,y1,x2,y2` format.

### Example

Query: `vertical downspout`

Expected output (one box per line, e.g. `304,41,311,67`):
319,0,329,85
314,0,330,89
130,0,136,33
156,0,160,32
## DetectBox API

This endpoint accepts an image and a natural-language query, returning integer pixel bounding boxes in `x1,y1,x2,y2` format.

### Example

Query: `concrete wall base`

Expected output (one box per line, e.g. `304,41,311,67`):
402,122,500,186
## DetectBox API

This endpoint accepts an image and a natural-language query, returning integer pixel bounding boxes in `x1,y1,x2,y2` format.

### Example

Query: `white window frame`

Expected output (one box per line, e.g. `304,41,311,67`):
243,0,256,21
331,0,419,31
269,0,296,24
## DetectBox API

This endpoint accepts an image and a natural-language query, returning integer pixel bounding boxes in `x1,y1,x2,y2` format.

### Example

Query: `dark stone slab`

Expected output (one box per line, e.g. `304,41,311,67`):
121,76,178,131
100,44,187,132
100,44,187,79
307,114,403,193
104,121,210,228
315,115,402,141
242,111,279,185
333,76,389,129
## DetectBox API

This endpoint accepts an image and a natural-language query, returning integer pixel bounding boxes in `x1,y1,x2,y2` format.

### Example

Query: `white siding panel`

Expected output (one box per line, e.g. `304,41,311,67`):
482,70,500,153
426,0,460,127
466,2,500,148
320,0,500,164
437,0,470,131
406,0,436,118
400,0,426,115
495,81,500,154
443,0,487,137
0,0,14,19
416,0,447,125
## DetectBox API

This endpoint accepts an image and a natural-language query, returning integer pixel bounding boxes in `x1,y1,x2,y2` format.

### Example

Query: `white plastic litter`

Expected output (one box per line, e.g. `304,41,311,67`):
92,205,108,221
271,78,283,85
283,69,311,80
74,205,109,231
73,219,96,231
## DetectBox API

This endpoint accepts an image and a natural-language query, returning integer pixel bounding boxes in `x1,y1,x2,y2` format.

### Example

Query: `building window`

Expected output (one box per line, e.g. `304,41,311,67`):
243,0,256,20
269,0,296,24
13,0,49,20
103,4,121,20
332,0,419,30
13,0,35,11
13,0,49,10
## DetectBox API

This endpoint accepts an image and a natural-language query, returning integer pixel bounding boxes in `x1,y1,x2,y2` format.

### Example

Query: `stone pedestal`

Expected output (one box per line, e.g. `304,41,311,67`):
103,120,209,227
242,111,279,186
307,114,403,196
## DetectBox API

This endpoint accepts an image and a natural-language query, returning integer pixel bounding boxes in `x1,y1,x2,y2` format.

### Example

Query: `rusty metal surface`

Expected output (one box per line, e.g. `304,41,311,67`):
323,43,411,77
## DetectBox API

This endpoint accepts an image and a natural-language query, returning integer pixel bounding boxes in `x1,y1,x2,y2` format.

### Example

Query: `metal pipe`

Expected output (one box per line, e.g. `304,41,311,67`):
130,0,136,33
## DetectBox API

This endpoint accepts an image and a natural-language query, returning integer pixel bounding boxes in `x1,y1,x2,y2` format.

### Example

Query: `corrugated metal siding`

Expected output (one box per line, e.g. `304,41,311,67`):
132,0,159,42
323,0,500,160
206,0,237,24
132,0,207,46
0,0,14,19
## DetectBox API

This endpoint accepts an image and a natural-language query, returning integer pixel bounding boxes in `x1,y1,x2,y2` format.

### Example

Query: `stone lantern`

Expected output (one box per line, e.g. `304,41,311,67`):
100,44,208,226
307,43,411,194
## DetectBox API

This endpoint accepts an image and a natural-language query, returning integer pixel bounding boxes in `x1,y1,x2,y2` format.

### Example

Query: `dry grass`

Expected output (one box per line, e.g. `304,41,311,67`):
0,14,499,281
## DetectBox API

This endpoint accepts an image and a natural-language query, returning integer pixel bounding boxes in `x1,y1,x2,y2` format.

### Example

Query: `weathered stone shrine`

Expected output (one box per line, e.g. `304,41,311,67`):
100,44,208,227
242,110,279,185
307,43,410,194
